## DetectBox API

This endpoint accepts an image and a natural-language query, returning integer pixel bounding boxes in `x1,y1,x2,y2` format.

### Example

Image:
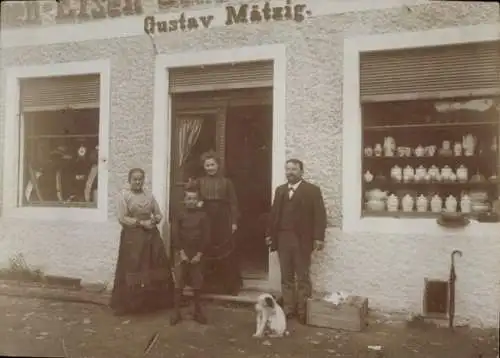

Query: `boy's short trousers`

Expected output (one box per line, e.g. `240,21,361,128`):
173,261,203,290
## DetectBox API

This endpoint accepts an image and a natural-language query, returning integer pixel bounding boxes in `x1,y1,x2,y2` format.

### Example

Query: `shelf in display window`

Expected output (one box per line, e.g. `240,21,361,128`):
361,211,474,219
362,120,499,131
364,180,499,188
363,154,494,161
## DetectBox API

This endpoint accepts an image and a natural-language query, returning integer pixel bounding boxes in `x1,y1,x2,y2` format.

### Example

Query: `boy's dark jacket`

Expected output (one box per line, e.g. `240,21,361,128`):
267,181,327,253
171,208,210,259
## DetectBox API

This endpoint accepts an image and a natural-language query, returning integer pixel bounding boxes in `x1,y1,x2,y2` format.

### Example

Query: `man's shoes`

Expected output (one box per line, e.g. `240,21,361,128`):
192,289,207,324
171,288,183,325
193,309,207,324
170,311,182,326
297,314,307,325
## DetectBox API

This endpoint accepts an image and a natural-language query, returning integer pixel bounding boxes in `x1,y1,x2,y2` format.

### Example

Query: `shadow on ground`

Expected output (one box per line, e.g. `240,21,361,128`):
0,296,497,358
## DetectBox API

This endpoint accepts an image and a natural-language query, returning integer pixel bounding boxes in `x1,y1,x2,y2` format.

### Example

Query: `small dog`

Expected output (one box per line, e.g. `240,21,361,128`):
253,293,288,338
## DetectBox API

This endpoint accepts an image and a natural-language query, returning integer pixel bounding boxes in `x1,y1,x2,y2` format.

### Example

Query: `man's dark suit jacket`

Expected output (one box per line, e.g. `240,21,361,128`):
267,181,327,253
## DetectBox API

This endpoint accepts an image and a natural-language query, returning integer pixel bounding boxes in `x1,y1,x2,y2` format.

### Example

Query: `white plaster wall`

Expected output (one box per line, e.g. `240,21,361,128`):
0,1,498,325
312,228,500,328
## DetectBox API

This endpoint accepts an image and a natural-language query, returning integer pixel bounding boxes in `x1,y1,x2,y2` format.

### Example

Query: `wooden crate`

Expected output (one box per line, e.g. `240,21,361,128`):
306,295,368,332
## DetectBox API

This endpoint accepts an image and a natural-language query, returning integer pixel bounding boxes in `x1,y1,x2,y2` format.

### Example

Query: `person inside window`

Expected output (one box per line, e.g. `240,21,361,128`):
29,145,66,204
64,141,98,204
84,145,98,204
53,145,74,203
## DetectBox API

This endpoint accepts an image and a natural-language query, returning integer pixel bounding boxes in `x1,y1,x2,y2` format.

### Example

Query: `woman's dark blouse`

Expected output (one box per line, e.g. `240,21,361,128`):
196,175,239,225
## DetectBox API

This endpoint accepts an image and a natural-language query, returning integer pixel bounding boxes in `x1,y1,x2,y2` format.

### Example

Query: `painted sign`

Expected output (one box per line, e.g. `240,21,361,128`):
0,0,311,29
1,0,144,27
143,0,311,34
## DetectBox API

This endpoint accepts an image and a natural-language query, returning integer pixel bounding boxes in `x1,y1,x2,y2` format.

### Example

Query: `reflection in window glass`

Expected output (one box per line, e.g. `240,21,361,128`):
22,108,99,208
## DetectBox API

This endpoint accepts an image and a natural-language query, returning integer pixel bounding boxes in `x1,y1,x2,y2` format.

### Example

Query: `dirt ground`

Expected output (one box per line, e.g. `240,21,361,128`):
0,295,497,358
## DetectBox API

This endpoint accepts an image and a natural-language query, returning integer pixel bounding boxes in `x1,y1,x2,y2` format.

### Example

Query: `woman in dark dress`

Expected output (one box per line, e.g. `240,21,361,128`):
195,151,242,295
110,168,174,315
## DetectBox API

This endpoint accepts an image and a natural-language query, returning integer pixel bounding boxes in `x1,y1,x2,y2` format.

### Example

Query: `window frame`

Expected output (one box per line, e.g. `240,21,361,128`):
360,97,499,220
2,60,111,222
342,24,500,235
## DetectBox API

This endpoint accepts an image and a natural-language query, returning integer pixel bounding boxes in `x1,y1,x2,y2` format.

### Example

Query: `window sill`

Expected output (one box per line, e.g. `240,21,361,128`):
1,206,107,222
23,202,97,209
363,211,440,219
343,215,500,236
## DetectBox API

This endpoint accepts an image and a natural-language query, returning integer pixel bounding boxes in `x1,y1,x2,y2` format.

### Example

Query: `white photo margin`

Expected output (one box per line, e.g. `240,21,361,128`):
2,59,111,222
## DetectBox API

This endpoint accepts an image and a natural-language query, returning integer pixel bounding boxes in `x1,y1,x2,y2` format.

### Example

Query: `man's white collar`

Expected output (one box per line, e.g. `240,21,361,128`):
288,180,303,190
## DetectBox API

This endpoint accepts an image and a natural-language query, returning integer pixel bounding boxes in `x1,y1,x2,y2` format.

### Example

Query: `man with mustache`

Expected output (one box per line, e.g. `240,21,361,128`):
266,159,327,324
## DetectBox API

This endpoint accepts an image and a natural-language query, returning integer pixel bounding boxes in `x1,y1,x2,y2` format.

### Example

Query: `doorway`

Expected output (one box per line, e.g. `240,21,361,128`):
225,104,272,278
169,89,273,280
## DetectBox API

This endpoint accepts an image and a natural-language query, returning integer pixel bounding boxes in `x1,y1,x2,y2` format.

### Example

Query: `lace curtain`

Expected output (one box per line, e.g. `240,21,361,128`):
177,116,203,169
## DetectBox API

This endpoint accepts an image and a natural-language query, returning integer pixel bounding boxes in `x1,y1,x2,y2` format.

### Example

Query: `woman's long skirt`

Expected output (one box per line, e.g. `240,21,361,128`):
110,226,174,315
203,200,242,295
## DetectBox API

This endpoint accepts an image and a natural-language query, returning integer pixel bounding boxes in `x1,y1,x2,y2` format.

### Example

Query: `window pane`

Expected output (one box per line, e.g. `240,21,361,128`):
182,117,217,180
362,96,499,218
22,108,100,208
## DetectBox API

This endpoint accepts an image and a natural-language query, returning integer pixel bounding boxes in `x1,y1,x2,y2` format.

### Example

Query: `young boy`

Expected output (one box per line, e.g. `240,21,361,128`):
170,187,210,325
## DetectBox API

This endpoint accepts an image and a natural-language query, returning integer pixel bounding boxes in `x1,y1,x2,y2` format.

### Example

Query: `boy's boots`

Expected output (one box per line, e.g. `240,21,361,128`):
170,289,183,326
192,289,207,324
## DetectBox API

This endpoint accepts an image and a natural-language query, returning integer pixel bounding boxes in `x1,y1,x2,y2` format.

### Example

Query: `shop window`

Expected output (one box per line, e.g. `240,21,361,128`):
19,74,100,208
362,97,499,218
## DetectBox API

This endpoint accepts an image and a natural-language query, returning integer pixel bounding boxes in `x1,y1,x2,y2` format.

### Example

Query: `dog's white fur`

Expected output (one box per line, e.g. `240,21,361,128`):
253,293,288,338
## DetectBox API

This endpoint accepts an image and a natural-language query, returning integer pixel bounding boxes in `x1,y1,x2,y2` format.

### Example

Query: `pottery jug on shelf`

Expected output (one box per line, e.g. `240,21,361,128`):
426,145,437,157
430,194,443,213
364,170,374,183
383,137,396,157
390,165,402,182
366,189,388,201
415,165,427,182
364,146,373,157
453,142,462,156
416,194,428,213
402,194,414,212
428,165,439,180
374,143,383,157
445,195,458,213
403,165,415,182
414,145,425,157
439,140,452,157
387,194,399,212
456,165,468,182
441,165,453,181
460,193,472,213
462,133,477,156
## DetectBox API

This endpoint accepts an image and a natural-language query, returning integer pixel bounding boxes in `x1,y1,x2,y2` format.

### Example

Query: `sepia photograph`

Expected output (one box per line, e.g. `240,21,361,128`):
0,0,499,357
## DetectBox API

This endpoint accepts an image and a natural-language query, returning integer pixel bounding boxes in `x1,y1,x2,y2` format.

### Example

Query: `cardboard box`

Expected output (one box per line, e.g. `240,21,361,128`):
306,295,368,331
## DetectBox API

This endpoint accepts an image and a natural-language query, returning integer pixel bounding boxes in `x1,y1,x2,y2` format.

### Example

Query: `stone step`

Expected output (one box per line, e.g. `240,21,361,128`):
184,287,271,307
0,279,273,308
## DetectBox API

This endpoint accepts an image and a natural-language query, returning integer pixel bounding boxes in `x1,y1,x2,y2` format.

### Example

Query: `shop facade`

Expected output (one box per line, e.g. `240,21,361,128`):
0,0,499,326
